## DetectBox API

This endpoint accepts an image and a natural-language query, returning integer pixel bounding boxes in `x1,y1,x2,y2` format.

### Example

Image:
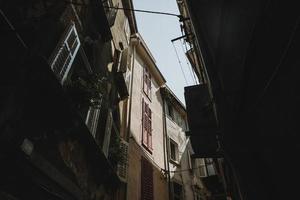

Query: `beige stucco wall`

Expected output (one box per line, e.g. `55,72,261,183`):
166,106,206,200
110,0,131,51
127,46,168,200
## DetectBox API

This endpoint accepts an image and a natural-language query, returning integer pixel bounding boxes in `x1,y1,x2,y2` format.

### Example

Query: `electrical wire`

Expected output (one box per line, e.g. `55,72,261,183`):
0,9,28,49
250,15,300,111
179,24,198,85
172,42,188,85
179,38,197,85
182,39,199,84
64,1,180,17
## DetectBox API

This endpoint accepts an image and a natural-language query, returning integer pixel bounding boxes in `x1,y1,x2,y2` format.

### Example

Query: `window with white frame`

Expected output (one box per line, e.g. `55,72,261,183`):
169,139,179,163
85,99,102,137
205,158,216,176
198,158,207,177
50,22,80,84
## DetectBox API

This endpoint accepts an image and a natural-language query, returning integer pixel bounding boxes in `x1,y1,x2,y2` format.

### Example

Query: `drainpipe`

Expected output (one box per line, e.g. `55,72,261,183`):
126,36,137,141
161,89,172,200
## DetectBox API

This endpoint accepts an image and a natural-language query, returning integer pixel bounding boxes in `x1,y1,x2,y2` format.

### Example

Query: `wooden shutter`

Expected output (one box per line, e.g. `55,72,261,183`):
117,139,129,182
142,99,152,150
102,110,113,157
141,157,153,200
85,106,100,137
148,107,152,149
143,68,147,94
142,99,148,146
119,48,129,73
148,73,152,99
50,22,80,84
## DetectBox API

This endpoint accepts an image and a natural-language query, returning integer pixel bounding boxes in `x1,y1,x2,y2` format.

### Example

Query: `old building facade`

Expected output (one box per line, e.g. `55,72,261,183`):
0,0,136,199
125,33,168,200
161,86,211,200
0,0,209,199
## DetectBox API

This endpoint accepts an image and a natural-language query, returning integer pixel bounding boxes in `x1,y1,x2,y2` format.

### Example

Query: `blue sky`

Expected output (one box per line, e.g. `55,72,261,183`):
132,0,197,104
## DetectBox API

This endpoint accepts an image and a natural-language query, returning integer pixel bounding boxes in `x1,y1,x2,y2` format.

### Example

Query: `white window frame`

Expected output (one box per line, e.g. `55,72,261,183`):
50,22,80,84
85,98,102,138
198,158,207,177
169,138,179,164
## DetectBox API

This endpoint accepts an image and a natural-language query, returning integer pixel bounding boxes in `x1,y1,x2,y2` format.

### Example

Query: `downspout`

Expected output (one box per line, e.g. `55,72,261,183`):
161,90,172,200
126,38,136,141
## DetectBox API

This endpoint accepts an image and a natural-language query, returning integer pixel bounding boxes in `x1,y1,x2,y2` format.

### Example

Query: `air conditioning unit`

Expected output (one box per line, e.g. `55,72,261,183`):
117,139,129,182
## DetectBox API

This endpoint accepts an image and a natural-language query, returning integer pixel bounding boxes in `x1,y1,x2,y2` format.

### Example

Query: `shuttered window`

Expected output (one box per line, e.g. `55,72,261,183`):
85,106,100,137
142,99,152,151
50,22,80,84
198,158,207,177
143,67,152,99
117,139,129,182
169,139,179,163
141,157,153,200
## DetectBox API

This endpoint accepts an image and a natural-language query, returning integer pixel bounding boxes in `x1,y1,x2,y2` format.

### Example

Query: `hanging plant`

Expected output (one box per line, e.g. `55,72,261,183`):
68,73,108,108
108,133,122,170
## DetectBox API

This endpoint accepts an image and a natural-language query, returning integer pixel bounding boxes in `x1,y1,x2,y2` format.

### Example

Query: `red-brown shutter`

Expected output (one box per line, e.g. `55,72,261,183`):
142,99,148,146
141,157,153,200
148,74,152,98
148,108,152,149
143,67,147,94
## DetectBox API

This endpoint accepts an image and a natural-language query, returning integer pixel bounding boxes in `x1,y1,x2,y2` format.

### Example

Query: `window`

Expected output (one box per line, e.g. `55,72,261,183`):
50,22,80,84
102,110,113,157
198,158,207,177
205,158,216,176
143,67,152,99
117,139,129,182
104,0,118,27
167,103,174,120
141,157,153,200
124,18,131,44
173,182,183,200
187,150,192,170
142,99,152,150
85,101,101,137
169,139,179,163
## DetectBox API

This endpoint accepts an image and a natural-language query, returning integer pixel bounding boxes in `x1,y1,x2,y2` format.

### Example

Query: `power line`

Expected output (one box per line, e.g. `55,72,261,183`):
0,9,28,49
179,38,197,85
182,39,199,84
64,1,180,17
250,15,300,111
172,42,188,85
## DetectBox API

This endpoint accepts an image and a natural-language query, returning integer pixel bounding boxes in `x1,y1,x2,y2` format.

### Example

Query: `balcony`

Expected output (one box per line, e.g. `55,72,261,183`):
184,84,220,157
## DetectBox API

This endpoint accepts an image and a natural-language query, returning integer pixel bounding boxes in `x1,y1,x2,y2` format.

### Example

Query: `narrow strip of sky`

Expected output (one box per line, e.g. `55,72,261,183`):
132,0,196,105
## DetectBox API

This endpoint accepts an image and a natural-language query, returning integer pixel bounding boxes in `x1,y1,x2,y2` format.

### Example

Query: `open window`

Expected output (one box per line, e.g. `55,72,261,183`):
169,138,179,164
49,22,80,84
